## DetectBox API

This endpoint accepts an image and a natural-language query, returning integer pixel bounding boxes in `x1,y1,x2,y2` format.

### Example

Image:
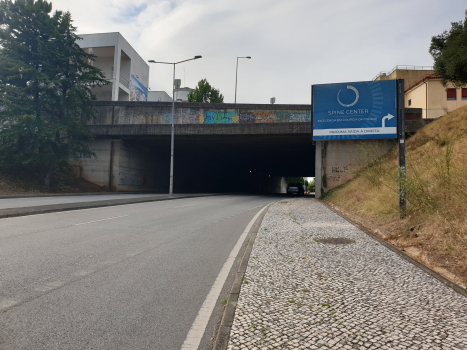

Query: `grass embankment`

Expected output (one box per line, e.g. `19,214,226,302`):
0,171,106,195
325,106,467,287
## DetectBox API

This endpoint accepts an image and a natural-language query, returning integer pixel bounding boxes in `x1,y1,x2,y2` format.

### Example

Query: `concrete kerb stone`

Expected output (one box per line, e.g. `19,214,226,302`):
0,191,144,199
213,202,274,350
322,201,467,298
0,193,227,219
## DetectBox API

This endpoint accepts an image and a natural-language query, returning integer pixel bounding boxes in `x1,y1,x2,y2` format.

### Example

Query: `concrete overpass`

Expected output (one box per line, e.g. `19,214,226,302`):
79,101,426,194
80,102,313,193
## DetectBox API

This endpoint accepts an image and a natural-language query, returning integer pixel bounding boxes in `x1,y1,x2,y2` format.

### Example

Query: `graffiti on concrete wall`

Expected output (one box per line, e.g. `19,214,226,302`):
114,109,311,125
331,166,348,174
328,166,350,184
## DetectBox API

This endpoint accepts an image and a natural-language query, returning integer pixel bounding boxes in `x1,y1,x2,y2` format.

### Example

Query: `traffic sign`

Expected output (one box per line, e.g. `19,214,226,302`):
312,80,397,140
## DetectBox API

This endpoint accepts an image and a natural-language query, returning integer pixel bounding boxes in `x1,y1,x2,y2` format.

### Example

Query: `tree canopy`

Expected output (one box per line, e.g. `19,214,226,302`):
429,10,467,88
187,78,224,103
0,0,108,186
285,177,305,186
307,179,315,193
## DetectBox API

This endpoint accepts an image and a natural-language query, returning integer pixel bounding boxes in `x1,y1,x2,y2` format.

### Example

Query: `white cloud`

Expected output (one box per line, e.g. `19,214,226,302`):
51,0,467,104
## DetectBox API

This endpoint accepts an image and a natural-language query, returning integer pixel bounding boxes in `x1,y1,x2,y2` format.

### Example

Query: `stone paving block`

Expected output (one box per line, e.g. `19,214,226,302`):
226,198,467,349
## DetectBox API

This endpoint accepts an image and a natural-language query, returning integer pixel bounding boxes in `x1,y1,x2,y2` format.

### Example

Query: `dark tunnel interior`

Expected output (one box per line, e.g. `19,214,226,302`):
125,134,315,193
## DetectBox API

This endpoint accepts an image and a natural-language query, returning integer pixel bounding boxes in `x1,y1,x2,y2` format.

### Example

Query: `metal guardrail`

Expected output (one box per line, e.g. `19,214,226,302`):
373,65,434,81
99,73,130,89
405,74,439,92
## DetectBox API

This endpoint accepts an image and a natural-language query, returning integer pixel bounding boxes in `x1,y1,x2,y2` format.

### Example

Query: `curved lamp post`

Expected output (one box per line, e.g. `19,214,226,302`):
234,56,251,104
148,55,202,195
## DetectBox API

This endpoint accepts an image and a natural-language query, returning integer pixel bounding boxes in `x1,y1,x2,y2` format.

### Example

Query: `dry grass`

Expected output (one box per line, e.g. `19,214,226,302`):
325,106,467,287
0,170,106,195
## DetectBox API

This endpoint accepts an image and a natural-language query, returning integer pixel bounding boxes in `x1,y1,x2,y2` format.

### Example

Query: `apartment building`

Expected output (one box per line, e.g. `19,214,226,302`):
78,32,149,101
374,65,467,119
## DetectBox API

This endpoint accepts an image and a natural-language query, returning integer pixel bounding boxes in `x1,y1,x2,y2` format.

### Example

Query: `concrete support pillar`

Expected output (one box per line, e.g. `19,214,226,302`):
109,139,121,191
112,45,121,101
315,141,323,198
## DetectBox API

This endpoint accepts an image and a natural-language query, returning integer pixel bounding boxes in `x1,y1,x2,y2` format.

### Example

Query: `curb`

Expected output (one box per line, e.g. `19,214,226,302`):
0,192,141,199
322,202,467,298
0,193,225,219
213,203,272,350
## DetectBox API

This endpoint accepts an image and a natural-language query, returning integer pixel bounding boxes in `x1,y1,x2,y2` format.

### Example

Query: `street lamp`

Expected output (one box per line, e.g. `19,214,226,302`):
234,56,251,104
148,55,202,195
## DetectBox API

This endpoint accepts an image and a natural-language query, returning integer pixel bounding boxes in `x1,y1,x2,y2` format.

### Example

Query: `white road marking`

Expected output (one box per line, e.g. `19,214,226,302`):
248,205,263,210
72,270,94,277
74,215,129,226
102,259,119,266
173,203,199,209
0,299,18,311
46,281,64,288
180,203,270,350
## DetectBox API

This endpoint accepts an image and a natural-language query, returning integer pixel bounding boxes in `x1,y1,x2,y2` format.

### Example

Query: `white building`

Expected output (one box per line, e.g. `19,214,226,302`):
148,91,172,102
147,83,194,103
78,32,149,101
174,87,194,102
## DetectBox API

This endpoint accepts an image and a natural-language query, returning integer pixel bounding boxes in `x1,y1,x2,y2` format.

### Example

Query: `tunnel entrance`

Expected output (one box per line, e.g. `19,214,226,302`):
125,133,315,193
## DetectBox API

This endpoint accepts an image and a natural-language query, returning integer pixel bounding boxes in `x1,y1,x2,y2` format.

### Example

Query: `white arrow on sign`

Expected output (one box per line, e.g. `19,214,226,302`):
382,113,395,128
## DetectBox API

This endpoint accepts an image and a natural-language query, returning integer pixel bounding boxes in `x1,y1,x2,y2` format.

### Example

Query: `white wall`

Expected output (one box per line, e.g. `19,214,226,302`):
92,56,114,80
78,33,149,101
115,34,149,88
148,91,172,102
174,88,193,101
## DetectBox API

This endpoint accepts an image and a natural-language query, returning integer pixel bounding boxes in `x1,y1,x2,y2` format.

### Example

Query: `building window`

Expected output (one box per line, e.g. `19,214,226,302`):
408,99,411,106
462,88,467,100
447,88,456,100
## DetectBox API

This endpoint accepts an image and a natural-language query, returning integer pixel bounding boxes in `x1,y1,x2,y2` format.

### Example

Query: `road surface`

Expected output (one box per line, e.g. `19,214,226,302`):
0,194,274,350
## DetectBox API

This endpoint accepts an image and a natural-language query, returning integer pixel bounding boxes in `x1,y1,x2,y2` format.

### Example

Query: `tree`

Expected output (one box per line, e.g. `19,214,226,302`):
307,179,315,193
429,10,467,88
0,0,108,187
285,177,305,186
187,78,224,103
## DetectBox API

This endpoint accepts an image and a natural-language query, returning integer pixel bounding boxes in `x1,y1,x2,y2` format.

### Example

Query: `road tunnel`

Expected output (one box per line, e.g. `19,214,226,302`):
126,133,315,193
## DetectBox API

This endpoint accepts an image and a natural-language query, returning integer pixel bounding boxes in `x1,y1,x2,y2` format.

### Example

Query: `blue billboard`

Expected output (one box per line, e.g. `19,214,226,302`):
130,75,148,102
313,80,397,140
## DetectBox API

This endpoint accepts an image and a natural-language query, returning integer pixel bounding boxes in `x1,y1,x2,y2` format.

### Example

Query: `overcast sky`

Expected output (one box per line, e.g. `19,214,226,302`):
52,0,466,104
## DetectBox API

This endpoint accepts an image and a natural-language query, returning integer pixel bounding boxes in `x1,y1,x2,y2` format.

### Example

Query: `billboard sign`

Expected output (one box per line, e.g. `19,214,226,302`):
130,75,148,101
313,80,397,140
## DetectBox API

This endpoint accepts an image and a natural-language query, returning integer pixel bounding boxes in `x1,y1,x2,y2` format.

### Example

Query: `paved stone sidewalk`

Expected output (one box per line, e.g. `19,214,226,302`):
227,198,467,350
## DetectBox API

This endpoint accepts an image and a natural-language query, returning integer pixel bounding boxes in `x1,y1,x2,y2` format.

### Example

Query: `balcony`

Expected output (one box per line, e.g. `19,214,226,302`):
119,75,130,89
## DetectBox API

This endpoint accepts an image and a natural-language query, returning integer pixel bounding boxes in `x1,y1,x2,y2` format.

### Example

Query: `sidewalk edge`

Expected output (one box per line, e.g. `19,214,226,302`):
213,203,273,350
0,194,225,219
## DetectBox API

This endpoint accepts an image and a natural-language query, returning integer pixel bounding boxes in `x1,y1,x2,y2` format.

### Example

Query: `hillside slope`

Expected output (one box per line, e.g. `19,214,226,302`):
0,171,106,195
325,106,467,287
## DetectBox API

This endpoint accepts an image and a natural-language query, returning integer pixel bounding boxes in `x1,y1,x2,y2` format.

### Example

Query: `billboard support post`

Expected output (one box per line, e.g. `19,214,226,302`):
311,84,314,144
397,79,406,218
312,79,404,212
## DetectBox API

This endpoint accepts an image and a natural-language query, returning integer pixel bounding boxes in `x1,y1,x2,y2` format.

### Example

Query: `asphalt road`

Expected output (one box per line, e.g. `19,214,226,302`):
0,195,275,350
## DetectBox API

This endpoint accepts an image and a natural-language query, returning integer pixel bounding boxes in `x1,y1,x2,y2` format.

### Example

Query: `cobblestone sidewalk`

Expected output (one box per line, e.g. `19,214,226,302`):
227,198,467,350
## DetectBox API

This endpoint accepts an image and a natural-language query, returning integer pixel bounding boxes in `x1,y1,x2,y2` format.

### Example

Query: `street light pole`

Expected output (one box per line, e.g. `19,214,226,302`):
170,62,175,196
148,56,202,196
234,56,251,104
